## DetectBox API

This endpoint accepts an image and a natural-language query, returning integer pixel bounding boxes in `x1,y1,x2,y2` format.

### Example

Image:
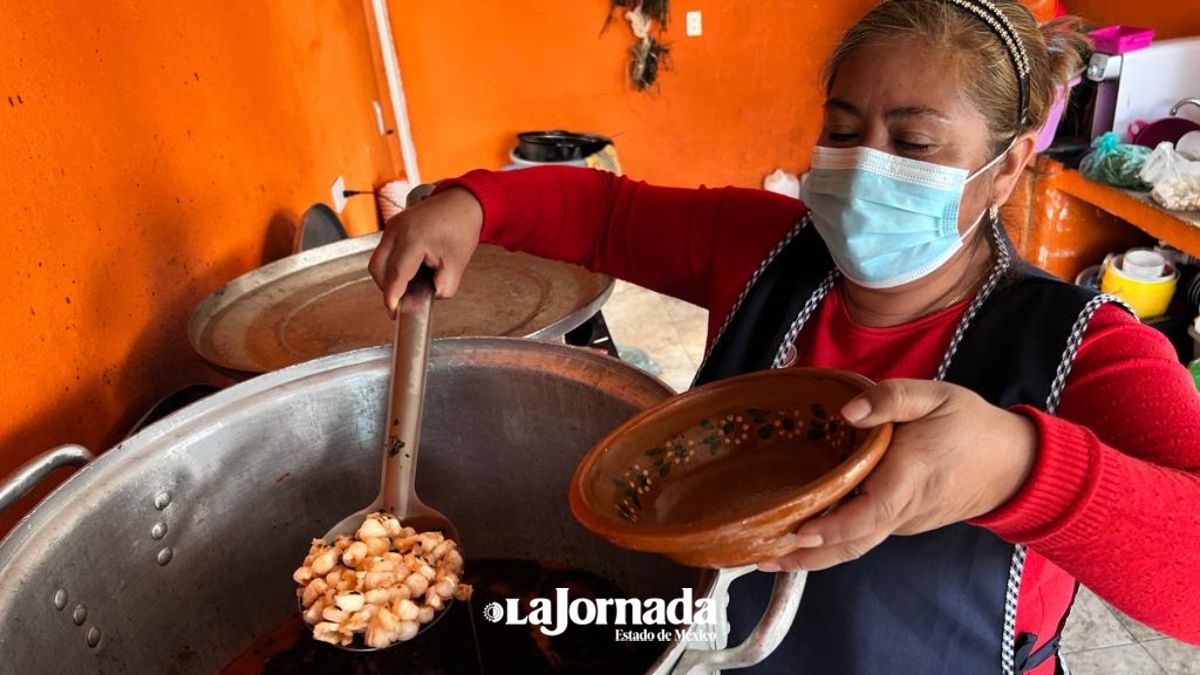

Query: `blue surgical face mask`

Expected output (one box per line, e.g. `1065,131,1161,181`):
800,144,1008,289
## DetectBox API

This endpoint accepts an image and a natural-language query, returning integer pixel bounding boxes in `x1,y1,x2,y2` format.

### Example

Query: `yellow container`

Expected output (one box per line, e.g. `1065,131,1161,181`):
1099,255,1178,319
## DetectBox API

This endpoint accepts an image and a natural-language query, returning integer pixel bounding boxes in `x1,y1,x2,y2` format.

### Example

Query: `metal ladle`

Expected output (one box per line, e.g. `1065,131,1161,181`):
310,266,462,651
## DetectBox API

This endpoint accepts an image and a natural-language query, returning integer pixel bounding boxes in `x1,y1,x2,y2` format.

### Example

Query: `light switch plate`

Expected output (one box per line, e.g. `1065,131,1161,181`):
330,175,347,214
686,11,702,37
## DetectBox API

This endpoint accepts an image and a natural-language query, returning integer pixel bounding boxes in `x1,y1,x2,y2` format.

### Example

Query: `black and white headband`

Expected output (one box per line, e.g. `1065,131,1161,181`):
929,0,1032,127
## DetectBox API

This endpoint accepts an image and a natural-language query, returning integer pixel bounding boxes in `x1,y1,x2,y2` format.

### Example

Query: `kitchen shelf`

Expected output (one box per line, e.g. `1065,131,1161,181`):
1042,161,1200,257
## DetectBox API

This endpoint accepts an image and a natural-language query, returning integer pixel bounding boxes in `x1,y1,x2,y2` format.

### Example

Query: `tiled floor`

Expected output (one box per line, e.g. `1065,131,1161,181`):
601,280,1200,674
602,280,709,393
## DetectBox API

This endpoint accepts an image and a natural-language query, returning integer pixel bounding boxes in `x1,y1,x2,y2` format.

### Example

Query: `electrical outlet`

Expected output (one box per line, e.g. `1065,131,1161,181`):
686,11,702,37
330,175,347,214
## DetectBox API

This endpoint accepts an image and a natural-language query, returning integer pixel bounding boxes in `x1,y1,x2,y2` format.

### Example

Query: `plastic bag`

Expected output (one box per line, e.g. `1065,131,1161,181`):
1080,132,1152,189
1139,142,1200,210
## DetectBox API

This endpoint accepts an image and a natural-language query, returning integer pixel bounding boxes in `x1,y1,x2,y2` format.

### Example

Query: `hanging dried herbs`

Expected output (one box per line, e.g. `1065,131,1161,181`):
611,0,669,26
604,0,667,33
605,0,671,91
631,37,669,90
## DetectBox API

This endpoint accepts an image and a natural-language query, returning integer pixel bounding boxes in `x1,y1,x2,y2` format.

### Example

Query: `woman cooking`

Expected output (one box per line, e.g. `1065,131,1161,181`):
369,0,1200,672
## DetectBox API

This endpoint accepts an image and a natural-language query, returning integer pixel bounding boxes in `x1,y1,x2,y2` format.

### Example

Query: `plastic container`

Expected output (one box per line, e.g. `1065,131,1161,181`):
1035,76,1081,152
1089,26,1155,54
763,169,801,199
1100,254,1179,319
1179,131,1200,161
1122,248,1168,280
1075,264,1102,291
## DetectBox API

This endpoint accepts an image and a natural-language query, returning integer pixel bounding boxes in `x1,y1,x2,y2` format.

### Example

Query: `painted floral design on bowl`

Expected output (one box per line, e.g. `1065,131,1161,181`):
611,403,856,523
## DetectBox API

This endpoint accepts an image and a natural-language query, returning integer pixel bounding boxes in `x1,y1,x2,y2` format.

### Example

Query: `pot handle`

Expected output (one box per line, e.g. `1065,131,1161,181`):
673,567,807,675
0,444,95,515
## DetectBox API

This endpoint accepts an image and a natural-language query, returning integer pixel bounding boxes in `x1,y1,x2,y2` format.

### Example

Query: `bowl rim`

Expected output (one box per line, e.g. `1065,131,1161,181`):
568,367,892,548
1104,255,1179,285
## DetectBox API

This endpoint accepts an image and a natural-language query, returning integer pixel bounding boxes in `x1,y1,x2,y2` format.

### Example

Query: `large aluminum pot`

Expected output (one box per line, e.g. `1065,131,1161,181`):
0,339,796,674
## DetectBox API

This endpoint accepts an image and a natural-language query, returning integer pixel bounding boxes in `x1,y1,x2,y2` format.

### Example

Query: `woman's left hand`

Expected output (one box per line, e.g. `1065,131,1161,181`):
757,379,1038,573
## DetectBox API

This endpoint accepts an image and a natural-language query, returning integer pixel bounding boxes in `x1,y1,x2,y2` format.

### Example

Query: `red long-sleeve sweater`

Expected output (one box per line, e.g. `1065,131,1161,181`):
438,166,1200,648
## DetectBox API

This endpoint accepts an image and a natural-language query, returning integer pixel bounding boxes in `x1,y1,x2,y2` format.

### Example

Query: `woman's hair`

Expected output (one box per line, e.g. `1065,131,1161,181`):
824,0,1090,154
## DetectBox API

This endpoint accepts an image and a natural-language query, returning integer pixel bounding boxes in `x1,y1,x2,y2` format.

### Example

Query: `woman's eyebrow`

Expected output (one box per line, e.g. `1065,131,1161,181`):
886,105,952,122
825,98,951,123
825,98,863,117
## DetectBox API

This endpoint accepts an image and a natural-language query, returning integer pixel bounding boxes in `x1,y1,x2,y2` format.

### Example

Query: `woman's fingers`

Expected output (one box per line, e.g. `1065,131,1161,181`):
432,261,465,299
755,381,1025,575
368,187,485,316
794,470,916,548
757,410,937,573
375,242,466,315
841,378,954,427
382,248,424,318
367,224,396,290
759,529,891,572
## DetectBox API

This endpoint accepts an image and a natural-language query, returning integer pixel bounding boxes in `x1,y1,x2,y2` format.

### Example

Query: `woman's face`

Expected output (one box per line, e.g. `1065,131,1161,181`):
819,37,1007,233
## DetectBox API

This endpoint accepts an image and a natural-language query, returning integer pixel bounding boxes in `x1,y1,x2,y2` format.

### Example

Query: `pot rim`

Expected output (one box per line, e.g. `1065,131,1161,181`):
0,338,672,567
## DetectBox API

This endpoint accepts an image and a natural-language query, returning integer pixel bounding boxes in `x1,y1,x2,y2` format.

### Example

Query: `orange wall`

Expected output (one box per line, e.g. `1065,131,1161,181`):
0,1,400,532
390,1,1200,188
1069,0,1200,40
389,0,875,188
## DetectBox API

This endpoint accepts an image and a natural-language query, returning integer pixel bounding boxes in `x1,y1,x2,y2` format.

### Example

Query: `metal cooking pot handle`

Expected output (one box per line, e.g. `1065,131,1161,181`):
0,444,95,515
673,567,807,674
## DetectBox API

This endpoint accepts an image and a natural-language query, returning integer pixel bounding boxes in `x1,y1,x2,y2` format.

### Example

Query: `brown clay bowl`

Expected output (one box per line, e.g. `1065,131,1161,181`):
569,368,893,568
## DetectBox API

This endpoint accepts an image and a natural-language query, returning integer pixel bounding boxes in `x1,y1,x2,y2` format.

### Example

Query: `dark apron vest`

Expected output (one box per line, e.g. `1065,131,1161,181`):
694,223,1124,675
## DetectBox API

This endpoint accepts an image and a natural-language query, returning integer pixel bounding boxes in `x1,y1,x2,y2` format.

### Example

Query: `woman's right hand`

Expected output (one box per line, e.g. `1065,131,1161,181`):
368,186,484,317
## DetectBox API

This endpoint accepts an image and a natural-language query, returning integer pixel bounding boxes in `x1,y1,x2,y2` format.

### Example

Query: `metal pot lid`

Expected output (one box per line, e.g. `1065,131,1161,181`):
188,233,613,373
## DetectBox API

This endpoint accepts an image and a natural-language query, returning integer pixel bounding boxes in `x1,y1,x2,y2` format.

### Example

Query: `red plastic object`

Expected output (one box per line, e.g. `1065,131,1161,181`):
1129,117,1200,149
1089,26,1156,54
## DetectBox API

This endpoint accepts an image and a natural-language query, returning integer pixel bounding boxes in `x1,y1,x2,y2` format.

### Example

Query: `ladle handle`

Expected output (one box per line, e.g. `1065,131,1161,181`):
672,568,807,675
382,265,436,516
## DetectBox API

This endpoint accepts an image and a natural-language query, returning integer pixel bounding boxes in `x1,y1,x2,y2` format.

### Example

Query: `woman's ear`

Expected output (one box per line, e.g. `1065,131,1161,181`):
990,131,1038,206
